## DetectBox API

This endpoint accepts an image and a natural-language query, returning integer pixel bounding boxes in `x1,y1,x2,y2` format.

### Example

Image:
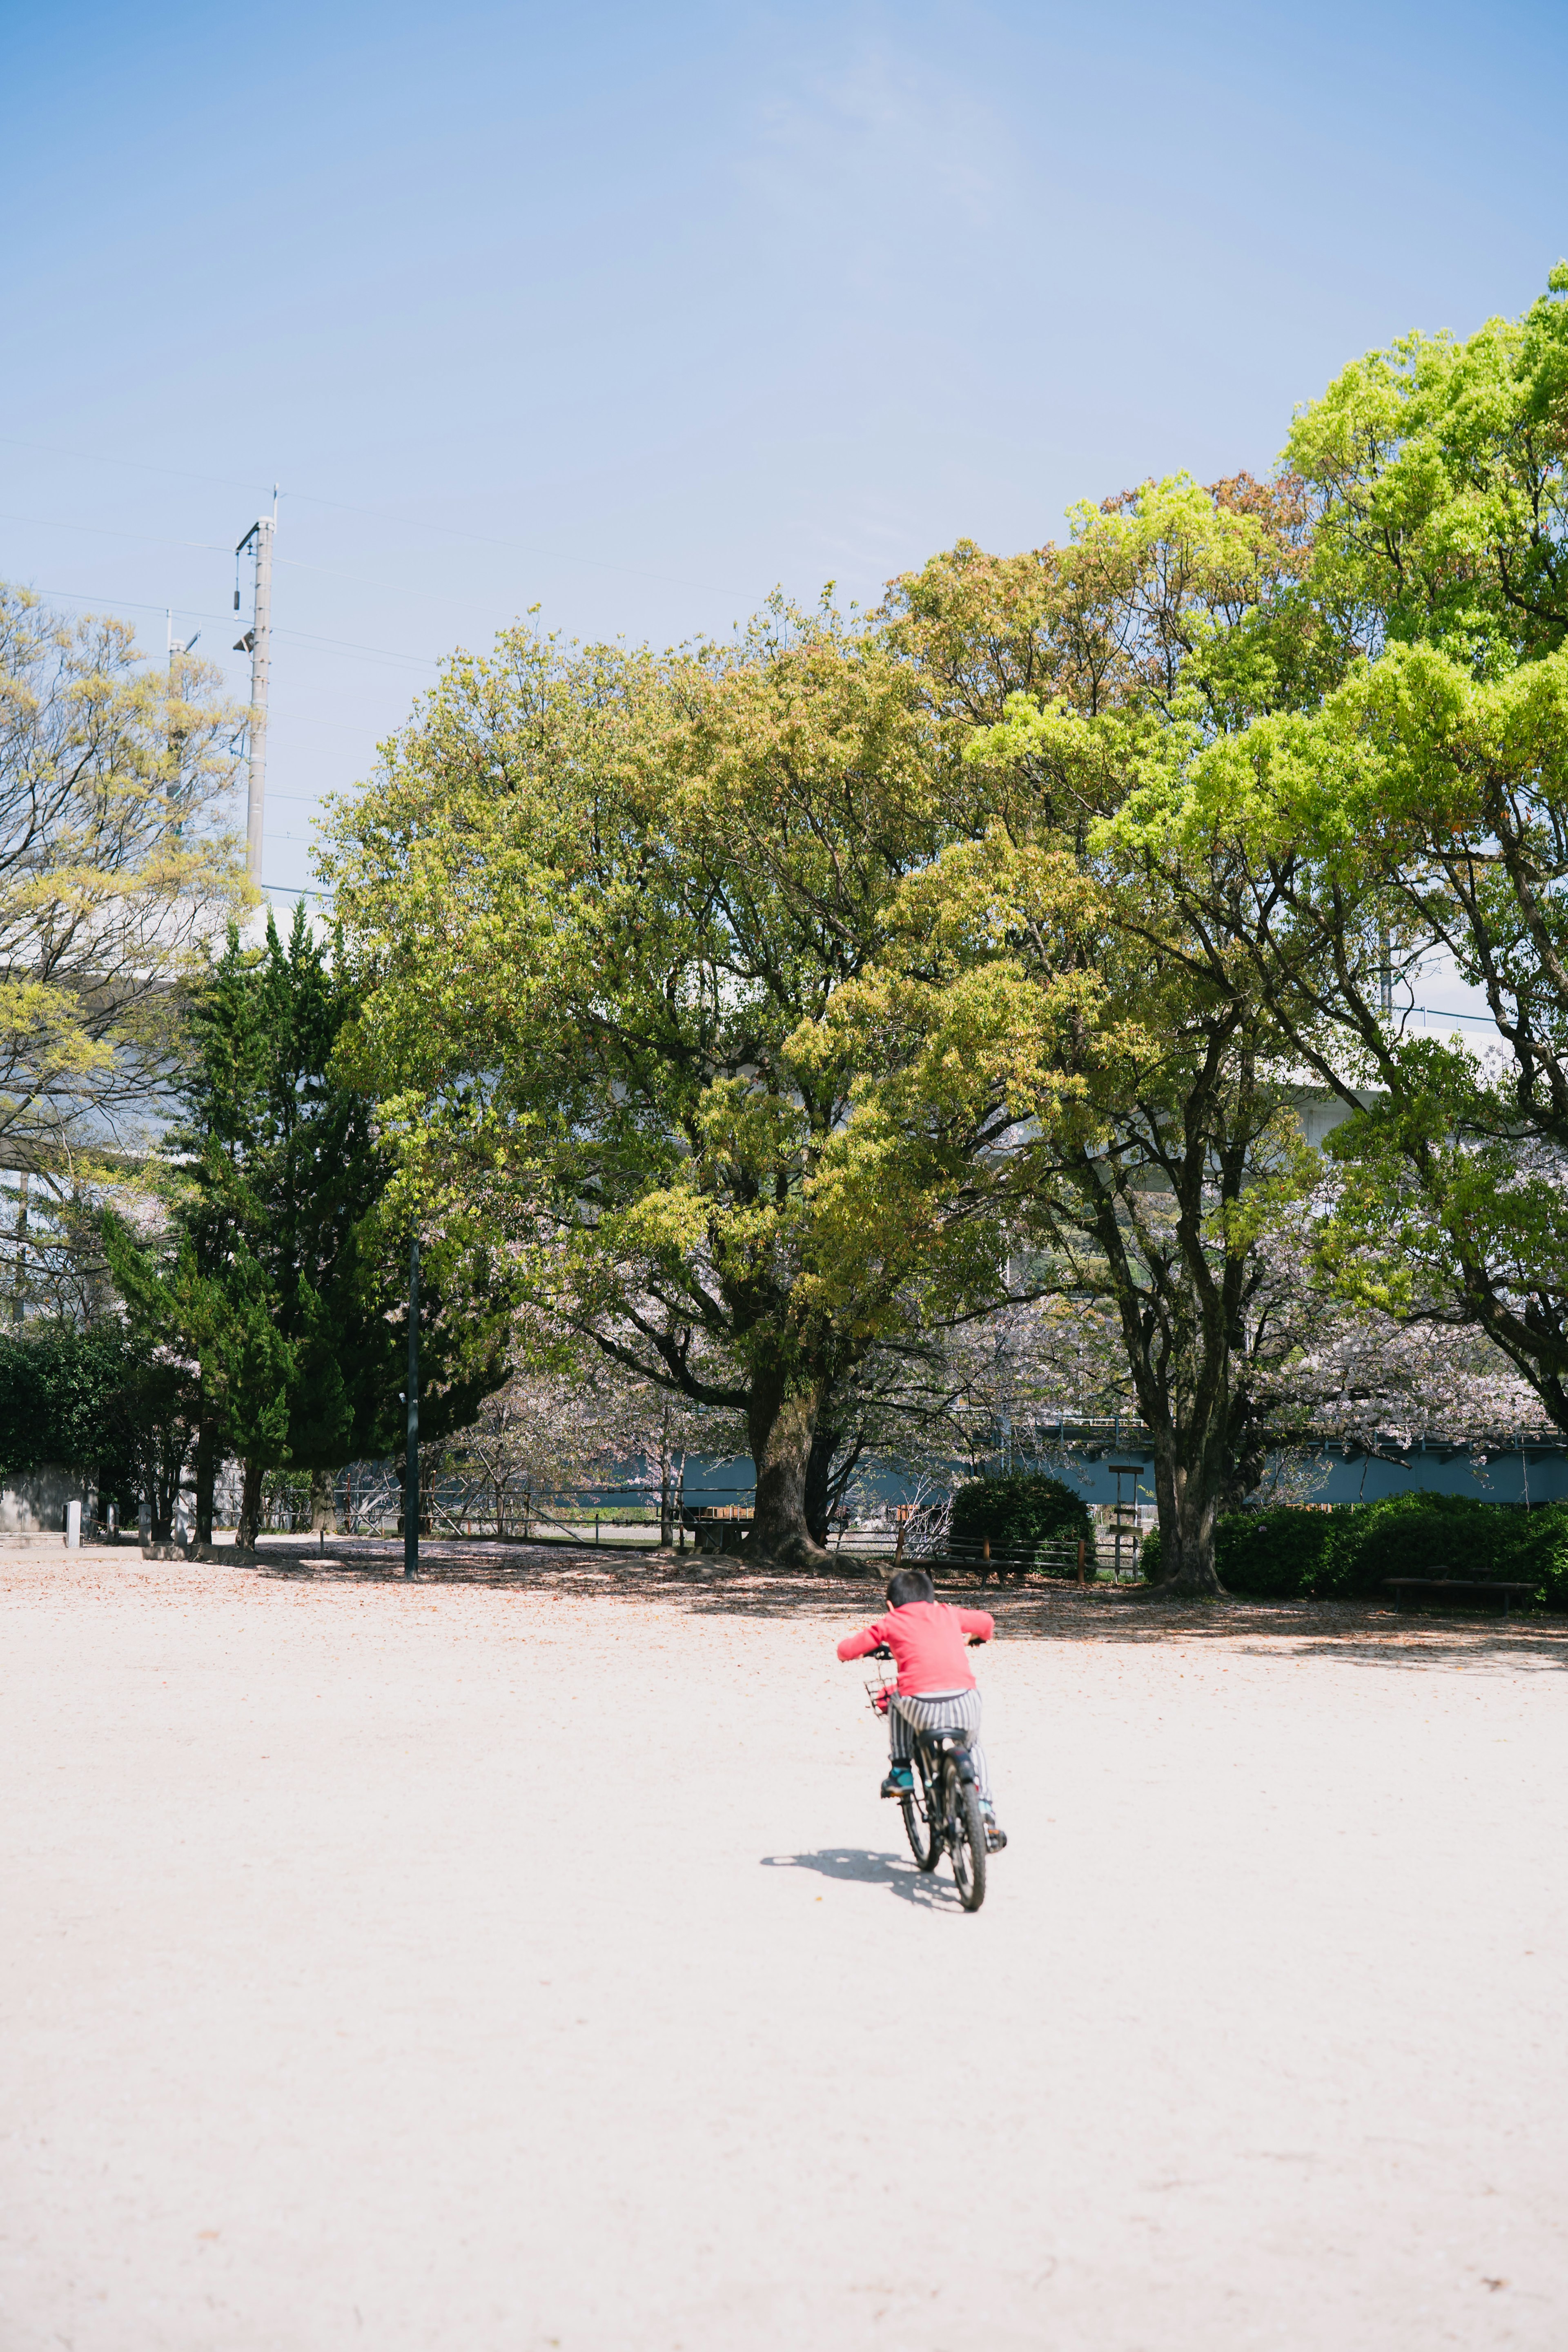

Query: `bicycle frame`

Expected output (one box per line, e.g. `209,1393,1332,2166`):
886,1708,976,1859
914,1726,974,1836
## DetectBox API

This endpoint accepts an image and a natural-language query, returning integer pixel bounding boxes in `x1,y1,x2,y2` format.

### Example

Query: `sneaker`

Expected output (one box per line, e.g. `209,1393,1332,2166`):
881,1766,914,1798
980,1802,1008,1852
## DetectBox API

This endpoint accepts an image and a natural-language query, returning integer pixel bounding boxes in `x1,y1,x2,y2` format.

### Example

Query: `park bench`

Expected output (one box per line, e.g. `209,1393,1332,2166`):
1383,1570,1538,1619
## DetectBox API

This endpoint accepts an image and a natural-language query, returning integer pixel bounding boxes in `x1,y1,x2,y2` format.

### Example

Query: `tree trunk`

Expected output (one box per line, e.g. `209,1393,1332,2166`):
1148,1438,1227,1597
744,1372,832,1570
236,1458,265,1551
193,1397,217,1547
803,1419,839,1549
658,1400,674,1547
11,1170,27,1325
309,1466,336,1536
151,1437,180,1543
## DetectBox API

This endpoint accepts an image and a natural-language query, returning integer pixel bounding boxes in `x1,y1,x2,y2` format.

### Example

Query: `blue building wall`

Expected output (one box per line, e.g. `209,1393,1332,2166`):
1042,1442,1568,1511
672,1441,1568,1514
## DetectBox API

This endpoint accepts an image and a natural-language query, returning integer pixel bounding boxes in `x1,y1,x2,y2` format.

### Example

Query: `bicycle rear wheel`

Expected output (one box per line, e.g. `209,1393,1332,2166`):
946,1763,987,1912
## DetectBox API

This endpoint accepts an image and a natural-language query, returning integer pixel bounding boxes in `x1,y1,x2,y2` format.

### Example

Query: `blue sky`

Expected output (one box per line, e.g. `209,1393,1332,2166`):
4,0,1566,908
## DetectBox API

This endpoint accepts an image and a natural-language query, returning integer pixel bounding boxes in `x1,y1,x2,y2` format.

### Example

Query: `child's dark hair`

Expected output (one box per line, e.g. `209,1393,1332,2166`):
886,1567,935,1608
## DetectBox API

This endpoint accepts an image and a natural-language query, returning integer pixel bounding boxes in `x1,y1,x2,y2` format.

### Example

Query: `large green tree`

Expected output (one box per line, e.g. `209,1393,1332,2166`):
1161,266,1568,1431
1,586,248,1377
821,475,1361,1593
322,612,1015,1567
0,587,247,1177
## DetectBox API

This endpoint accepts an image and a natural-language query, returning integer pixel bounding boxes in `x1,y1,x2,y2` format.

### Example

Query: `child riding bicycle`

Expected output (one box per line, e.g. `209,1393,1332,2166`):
837,1567,1006,1847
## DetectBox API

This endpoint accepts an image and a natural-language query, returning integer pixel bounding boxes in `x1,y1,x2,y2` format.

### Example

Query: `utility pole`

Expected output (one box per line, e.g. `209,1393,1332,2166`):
166,611,200,672
234,489,276,885
404,1233,421,1579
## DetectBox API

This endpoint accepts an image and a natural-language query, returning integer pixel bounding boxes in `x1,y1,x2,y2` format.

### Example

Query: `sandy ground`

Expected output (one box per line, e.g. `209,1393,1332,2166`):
3,1541,1566,2352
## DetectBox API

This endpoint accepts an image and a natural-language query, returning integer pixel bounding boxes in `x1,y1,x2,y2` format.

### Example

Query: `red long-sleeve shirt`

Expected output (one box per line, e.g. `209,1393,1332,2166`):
837,1600,995,1694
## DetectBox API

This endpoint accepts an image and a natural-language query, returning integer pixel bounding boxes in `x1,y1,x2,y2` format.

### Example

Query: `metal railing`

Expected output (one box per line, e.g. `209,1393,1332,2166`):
318,1466,762,1543
302,1470,1136,1578
894,1536,1137,1583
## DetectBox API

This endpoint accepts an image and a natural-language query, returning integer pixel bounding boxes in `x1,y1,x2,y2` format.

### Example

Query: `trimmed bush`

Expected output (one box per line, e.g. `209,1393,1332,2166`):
0,1323,144,1484
1141,1492,1568,1610
1197,1508,1336,1600
949,1471,1094,1569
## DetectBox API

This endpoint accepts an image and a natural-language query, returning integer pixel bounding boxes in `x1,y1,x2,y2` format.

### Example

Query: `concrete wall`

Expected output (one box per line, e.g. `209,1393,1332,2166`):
0,1461,243,1537
0,1463,91,1536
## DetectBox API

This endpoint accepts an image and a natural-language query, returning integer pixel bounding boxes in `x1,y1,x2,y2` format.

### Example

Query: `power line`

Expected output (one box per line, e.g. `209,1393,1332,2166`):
0,433,273,498
0,509,231,553
7,517,448,642
1410,1004,1508,1028
27,588,239,625
273,626,437,669
24,584,440,669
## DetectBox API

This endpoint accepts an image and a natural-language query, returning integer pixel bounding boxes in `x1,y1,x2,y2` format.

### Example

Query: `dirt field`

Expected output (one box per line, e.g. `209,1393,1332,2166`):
3,1541,1565,2351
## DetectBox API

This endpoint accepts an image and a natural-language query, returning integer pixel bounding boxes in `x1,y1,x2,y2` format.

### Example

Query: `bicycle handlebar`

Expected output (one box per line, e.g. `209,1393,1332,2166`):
861,1637,986,1658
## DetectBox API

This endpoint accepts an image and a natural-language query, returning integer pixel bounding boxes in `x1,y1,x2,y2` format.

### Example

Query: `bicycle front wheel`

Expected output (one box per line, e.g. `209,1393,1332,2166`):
901,1783,939,1872
946,1764,987,1912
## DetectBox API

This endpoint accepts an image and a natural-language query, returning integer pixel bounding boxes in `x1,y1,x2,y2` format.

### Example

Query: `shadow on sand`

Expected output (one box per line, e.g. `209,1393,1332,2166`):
759,1847,967,1912
233,1535,1568,1670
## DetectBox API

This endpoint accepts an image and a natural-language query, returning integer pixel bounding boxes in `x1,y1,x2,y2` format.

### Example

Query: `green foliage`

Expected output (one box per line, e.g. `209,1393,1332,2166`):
321,608,1018,1564
1169,622,1568,1428
297,270,1568,1583
0,587,248,1175
170,904,384,1471
1136,1505,1335,1600
102,904,510,1535
0,1322,138,1481
260,1469,314,1531
0,1319,198,1536
1285,265,1568,673
949,1470,1093,1563
838,476,1349,1596
1141,1493,1568,1609
1140,270,1568,1458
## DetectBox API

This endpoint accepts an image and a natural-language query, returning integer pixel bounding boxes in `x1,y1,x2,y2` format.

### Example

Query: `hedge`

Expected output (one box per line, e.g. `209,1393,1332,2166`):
949,1471,1094,1566
0,1324,141,1482
1139,1491,1568,1609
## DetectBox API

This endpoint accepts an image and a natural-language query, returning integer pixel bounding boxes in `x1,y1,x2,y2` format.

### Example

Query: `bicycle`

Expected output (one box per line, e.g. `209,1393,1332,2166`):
865,1645,988,1912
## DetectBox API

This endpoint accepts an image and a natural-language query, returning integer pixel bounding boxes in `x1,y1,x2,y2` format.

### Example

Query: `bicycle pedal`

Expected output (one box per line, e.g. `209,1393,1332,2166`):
985,1827,1009,1853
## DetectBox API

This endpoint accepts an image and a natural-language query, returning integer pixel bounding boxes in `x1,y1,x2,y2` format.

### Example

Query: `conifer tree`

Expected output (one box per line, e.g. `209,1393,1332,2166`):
106,906,508,1543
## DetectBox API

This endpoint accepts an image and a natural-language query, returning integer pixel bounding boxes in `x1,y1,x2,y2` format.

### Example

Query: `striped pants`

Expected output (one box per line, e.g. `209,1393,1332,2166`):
889,1686,991,1804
